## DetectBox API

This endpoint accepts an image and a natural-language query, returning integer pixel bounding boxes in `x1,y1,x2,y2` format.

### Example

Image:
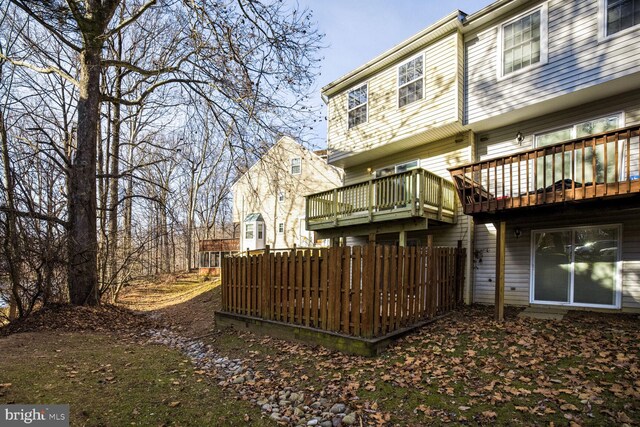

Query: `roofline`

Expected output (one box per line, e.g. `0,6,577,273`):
461,0,530,32
321,10,465,98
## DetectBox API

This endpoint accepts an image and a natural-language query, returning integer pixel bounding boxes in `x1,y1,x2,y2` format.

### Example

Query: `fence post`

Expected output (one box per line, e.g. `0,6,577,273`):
456,240,463,306
262,245,270,319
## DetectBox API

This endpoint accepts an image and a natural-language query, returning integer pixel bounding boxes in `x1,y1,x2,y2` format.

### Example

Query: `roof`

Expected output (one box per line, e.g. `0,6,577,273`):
199,238,240,252
244,213,264,222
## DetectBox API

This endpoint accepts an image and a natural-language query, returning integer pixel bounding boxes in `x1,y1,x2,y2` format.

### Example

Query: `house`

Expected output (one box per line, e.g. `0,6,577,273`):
232,136,343,251
198,238,239,276
307,0,640,313
451,0,640,314
307,11,476,300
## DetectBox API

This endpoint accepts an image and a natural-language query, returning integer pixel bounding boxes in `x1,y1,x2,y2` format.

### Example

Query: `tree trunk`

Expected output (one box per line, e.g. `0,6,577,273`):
108,63,122,286
68,46,101,305
0,107,23,319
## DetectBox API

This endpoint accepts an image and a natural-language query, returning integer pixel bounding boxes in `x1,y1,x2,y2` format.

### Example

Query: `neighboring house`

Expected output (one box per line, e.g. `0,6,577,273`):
233,136,343,251
198,238,239,276
307,0,640,312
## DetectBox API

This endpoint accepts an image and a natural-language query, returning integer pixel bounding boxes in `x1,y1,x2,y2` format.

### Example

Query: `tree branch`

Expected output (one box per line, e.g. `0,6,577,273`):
0,54,79,86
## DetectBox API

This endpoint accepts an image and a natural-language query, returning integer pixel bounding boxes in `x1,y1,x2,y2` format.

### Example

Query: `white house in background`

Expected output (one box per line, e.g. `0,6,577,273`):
232,136,344,251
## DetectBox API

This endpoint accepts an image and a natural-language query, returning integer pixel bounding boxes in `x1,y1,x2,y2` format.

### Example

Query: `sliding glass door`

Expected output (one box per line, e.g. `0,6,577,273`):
531,225,620,308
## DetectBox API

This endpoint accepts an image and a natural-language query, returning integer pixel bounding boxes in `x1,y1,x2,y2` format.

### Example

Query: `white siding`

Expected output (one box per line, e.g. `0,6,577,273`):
473,211,640,311
328,32,462,165
465,0,640,124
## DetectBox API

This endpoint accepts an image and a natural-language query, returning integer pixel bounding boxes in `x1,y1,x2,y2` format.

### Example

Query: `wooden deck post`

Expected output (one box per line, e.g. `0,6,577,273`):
399,230,407,247
495,221,506,321
368,232,376,244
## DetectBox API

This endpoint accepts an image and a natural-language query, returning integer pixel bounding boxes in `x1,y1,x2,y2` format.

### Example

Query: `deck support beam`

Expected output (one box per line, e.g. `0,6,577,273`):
495,221,506,321
399,231,407,247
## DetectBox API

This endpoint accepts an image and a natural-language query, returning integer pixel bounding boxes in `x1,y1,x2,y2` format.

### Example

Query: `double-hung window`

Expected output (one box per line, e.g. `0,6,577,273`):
291,157,301,175
605,0,640,36
500,5,547,76
398,56,423,107
245,223,254,239
348,84,368,128
277,222,284,234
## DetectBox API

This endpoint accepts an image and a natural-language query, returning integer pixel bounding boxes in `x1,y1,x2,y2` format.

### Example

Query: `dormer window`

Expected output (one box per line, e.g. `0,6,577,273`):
398,55,423,107
500,4,548,76
347,84,368,129
605,0,640,36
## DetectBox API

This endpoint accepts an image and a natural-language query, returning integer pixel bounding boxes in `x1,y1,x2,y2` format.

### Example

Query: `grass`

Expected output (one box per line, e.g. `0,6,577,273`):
0,331,272,426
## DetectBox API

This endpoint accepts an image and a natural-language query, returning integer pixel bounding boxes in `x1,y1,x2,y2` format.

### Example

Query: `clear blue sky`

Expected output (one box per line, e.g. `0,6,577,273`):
293,0,495,147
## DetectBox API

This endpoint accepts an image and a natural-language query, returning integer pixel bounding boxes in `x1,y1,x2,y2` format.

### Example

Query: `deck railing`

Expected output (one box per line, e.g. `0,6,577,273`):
449,125,640,214
305,169,456,229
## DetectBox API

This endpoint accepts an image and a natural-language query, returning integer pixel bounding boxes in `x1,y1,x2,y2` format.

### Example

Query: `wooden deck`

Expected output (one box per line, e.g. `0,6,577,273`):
449,125,640,215
305,169,456,231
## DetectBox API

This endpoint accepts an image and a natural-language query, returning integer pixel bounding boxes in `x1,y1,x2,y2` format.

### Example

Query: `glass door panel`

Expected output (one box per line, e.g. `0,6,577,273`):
573,227,618,305
533,231,572,302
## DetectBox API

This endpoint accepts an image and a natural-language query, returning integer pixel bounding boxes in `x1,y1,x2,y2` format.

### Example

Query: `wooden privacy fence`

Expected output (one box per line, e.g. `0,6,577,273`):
221,243,466,339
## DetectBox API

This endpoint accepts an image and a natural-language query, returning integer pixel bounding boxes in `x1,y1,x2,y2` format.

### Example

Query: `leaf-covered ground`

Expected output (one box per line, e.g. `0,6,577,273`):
208,305,640,426
2,276,638,426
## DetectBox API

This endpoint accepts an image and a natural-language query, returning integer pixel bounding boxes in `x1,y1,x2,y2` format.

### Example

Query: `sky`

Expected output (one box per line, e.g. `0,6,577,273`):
291,0,495,147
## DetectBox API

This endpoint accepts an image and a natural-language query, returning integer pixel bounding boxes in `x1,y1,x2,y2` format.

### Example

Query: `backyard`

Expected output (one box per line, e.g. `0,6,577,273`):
1,275,638,426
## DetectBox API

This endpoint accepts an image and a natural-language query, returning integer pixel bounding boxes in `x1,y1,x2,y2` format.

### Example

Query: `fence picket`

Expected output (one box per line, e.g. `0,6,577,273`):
220,244,465,339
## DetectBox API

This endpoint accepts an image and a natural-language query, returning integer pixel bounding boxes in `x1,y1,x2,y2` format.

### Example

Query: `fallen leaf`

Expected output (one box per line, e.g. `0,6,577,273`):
168,401,180,408
560,403,579,411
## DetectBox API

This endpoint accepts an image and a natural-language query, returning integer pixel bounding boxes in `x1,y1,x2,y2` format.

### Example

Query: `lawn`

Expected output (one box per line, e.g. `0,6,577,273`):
1,276,638,426
0,330,271,426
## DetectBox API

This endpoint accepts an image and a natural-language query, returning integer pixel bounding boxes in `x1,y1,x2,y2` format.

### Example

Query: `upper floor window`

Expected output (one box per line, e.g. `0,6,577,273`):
348,84,368,128
398,56,423,107
500,5,548,76
291,157,301,175
606,0,640,36
277,222,284,234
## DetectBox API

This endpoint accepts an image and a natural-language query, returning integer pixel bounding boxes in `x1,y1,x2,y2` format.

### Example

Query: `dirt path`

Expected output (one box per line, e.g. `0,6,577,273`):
117,274,220,337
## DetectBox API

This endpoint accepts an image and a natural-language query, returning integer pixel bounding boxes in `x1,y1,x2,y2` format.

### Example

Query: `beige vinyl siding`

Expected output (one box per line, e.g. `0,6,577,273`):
232,138,343,249
465,0,640,124
473,211,640,311
328,32,461,165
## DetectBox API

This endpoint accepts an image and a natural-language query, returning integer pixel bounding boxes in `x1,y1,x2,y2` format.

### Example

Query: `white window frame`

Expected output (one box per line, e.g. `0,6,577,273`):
397,53,424,108
534,112,625,147
257,223,263,240
245,223,254,239
291,157,301,175
497,3,548,80
374,159,420,178
278,191,285,202
277,222,284,234
347,83,368,129
599,0,640,40
529,224,622,309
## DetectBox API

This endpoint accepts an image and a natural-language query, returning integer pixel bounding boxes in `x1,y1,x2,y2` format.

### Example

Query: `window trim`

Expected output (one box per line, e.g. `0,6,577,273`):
397,53,425,108
496,3,548,80
347,82,368,129
278,191,285,202
598,0,640,40
290,157,301,175
277,222,285,234
374,159,420,178
529,223,622,309
533,112,625,147
245,223,254,240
